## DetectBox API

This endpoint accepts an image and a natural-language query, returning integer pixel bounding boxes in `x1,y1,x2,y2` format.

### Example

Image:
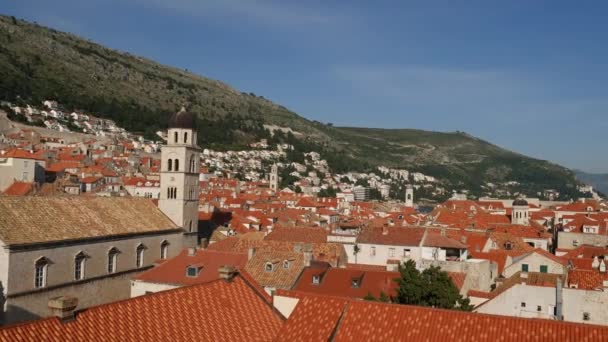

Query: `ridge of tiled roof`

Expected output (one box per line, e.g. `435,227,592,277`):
0,276,284,341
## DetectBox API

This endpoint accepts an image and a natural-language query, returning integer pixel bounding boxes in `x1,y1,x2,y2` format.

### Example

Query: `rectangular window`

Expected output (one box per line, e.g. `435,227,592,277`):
74,257,85,280
403,249,411,257
537,305,542,312
389,248,395,258
108,253,117,273
22,172,28,180
583,312,590,321
521,302,526,308
521,264,529,273
370,246,376,256
136,248,144,268
35,264,46,288
187,267,198,277
540,265,548,273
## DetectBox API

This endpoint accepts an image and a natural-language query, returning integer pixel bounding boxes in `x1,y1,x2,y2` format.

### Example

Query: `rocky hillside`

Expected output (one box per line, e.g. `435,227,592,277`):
0,15,583,199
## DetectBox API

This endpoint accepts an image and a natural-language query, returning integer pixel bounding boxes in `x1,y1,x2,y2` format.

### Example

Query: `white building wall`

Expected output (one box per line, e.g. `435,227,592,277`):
503,253,565,278
273,295,300,318
130,280,179,297
0,157,36,191
354,243,420,266
562,288,608,325
0,242,9,311
475,285,608,326
475,284,557,319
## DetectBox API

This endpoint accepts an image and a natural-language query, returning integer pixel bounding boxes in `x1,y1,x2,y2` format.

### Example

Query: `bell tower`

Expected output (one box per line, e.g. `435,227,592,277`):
270,164,279,193
405,185,414,208
159,107,201,245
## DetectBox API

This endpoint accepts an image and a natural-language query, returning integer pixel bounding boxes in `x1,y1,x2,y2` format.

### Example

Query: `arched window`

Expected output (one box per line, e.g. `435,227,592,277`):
74,252,86,280
174,159,179,171
189,155,195,172
108,247,119,274
160,240,169,259
174,131,178,143
34,257,49,288
184,132,188,143
168,159,172,171
136,244,146,268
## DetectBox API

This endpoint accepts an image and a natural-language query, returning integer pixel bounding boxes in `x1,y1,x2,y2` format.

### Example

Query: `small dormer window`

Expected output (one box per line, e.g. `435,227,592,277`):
265,262,274,272
186,266,198,278
351,278,360,288
283,260,290,269
504,242,513,250
312,275,320,285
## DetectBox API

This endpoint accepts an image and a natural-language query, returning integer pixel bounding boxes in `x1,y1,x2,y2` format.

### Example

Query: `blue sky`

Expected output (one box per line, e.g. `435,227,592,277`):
3,1,608,172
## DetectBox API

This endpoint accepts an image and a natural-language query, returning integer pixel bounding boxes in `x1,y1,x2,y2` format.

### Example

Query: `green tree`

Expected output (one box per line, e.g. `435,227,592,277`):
394,260,472,311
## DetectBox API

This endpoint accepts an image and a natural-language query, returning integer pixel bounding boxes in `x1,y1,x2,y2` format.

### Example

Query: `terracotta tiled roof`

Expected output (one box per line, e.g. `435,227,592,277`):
265,227,329,244
293,267,398,299
80,176,102,184
2,181,34,196
357,226,426,246
0,276,283,341
134,249,248,286
469,250,512,274
245,250,305,289
0,197,178,245
0,148,43,160
276,291,608,341
274,295,348,342
46,161,80,172
208,237,346,267
563,245,608,259
487,232,535,253
422,232,467,249
568,268,608,290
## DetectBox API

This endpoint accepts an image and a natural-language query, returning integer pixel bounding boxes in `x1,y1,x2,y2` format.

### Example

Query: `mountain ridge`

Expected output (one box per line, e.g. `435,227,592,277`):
0,14,584,200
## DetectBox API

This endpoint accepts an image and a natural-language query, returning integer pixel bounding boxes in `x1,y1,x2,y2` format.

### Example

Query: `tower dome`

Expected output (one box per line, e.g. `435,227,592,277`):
168,107,196,129
512,199,528,207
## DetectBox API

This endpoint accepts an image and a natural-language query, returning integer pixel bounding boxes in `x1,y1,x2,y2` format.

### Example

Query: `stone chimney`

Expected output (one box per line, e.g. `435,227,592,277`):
248,247,256,261
441,227,447,237
48,296,78,321
592,256,600,269
555,277,563,320
382,224,389,235
218,265,238,281
303,249,313,267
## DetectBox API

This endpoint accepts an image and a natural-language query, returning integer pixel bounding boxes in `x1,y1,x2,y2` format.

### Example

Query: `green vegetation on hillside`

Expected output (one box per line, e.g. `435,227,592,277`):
0,15,584,199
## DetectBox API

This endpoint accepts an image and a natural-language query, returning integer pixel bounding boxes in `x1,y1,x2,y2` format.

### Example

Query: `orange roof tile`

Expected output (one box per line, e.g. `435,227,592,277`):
275,291,608,341
294,267,398,299
2,181,33,196
134,249,248,286
0,276,283,341
265,227,329,244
